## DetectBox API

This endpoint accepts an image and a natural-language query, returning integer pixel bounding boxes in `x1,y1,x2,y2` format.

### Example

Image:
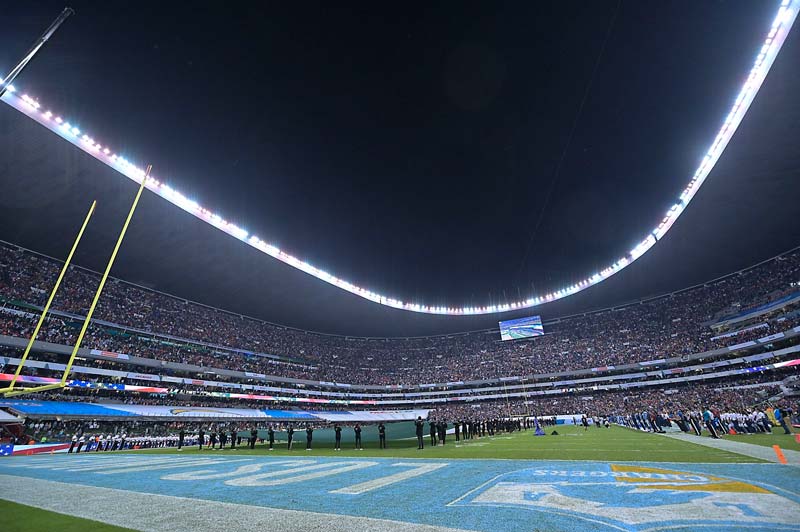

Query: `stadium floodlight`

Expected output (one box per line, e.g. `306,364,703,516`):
0,1,797,315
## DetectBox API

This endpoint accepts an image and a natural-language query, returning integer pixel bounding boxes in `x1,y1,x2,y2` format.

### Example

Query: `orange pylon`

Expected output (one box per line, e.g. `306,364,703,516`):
773,445,788,465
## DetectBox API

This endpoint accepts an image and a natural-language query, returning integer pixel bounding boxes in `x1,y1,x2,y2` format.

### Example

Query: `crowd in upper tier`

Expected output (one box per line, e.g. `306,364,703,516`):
1,242,799,386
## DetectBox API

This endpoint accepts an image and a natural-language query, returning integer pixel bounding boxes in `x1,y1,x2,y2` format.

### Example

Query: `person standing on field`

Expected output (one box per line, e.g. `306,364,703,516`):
415,417,425,449
378,422,386,449
354,424,363,450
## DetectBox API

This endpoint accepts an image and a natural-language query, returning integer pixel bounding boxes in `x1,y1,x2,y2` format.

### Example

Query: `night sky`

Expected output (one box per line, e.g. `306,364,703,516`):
1,1,799,336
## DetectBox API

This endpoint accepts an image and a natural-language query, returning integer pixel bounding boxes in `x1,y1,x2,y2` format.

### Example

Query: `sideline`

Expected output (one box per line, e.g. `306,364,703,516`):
664,433,800,467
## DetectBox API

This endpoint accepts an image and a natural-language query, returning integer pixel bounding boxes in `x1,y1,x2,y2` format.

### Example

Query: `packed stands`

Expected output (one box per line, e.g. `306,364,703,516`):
1,241,799,384
0,240,798,439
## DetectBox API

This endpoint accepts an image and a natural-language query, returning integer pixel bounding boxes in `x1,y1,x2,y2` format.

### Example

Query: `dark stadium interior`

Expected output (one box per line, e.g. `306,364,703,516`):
1,4,800,531
2,2,800,336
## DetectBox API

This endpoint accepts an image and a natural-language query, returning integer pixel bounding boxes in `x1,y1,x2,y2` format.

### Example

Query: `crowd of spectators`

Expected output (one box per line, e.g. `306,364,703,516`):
1,242,799,387
9,379,794,445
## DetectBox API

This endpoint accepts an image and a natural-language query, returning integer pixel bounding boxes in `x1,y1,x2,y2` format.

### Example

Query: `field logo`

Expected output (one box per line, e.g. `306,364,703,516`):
461,464,800,530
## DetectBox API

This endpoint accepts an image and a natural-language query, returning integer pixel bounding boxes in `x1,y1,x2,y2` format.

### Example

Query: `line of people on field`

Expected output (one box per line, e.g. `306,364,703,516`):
415,416,529,449
67,432,195,453
620,403,795,438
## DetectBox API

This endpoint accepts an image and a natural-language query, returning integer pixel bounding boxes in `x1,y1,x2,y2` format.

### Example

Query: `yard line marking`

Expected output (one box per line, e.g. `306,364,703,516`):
162,460,305,481
226,461,377,487
58,457,181,471
331,462,449,495
446,473,506,506
98,458,253,474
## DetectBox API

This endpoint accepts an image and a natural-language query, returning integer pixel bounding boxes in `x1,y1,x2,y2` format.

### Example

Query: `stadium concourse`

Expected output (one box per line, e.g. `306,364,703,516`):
1,238,799,530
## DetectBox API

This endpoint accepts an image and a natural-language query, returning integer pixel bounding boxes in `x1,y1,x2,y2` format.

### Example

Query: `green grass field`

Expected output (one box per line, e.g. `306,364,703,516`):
0,500,136,532
127,425,765,463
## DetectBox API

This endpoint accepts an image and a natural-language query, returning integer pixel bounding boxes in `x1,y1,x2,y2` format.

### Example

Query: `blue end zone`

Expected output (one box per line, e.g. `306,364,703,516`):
1,455,798,531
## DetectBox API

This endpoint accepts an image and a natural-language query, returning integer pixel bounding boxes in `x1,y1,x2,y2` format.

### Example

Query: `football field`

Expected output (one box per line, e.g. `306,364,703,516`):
1,426,798,532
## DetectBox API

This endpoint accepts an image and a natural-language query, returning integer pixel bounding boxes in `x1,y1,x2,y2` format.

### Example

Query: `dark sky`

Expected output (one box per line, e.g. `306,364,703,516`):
1,1,799,336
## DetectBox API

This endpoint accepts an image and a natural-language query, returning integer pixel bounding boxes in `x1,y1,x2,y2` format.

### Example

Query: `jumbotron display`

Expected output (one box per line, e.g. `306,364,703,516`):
499,315,544,341
0,0,797,315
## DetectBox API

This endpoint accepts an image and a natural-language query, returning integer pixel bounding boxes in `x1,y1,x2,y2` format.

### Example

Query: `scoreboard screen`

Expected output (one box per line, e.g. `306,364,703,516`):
499,315,544,341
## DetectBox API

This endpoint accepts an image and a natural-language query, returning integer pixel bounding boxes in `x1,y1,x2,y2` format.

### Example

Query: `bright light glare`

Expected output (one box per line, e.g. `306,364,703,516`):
0,1,797,315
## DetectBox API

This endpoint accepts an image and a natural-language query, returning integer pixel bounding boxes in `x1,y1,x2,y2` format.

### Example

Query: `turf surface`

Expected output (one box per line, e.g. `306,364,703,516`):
725,431,800,450
5,426,799,532
0,499,136,532
1,452,796,531
127,425,764,462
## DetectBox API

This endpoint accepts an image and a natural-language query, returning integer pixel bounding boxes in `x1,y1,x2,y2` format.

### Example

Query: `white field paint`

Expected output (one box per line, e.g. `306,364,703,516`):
5,458,103,469
162,460,308,481
225,461,378,487
97,458,252,474
42,457,181,471
331,462,449,495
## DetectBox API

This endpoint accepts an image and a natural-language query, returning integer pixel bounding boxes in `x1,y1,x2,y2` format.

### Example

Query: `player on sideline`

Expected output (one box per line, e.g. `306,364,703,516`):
334,424,342,450
354,423,363,450
378,422,386,449
415,417,425,449
703,408,720,439
775,405,793,435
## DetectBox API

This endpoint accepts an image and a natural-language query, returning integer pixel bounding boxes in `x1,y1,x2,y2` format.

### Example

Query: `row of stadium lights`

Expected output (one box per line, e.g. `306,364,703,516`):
0,1,796,316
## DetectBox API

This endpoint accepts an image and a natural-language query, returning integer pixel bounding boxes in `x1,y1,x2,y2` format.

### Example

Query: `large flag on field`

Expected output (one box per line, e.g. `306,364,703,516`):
0,444,14,456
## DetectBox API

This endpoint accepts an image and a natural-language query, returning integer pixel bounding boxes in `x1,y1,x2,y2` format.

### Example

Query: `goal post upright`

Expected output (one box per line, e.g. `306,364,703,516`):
5,166,150,397
58,165,150,386
0,200,96,394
